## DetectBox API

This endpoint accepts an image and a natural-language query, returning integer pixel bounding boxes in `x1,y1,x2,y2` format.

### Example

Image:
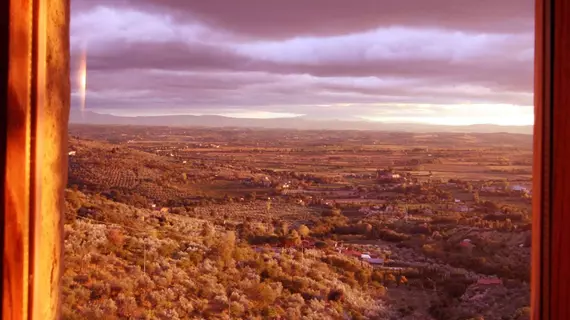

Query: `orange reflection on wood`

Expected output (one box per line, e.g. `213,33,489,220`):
3,0,69,319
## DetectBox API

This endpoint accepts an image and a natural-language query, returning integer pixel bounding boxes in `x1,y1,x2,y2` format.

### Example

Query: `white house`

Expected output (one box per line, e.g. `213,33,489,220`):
456,205,470,212
511,185,528,192
377,170,401,181
359,207,371,214
481,186,499,192
68,151,77,156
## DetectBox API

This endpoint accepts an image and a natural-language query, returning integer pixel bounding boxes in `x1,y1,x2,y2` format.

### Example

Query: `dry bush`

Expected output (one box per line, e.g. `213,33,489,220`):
106,228,125,247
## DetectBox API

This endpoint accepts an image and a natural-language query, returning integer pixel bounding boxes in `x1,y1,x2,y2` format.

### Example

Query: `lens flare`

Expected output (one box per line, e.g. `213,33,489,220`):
79,46,87,118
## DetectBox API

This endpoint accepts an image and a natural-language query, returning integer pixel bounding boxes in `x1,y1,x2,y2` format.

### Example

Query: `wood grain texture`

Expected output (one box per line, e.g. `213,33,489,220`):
533,0,570,319
0,0,10,316
2,0,69,319
550,0,570,318
29,0,69,319
4,1,33,319
532,0,548,318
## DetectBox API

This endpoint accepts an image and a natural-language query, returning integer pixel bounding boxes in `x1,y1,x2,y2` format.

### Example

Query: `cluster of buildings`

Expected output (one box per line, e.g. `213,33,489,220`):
480,184,531,194
359,205,407,217
335,244,387,267
376,170,402,181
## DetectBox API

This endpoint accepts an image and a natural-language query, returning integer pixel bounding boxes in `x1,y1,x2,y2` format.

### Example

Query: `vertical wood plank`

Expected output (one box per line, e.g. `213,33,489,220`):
550,0,570,318
532,0,549,318
3,1,33,319
0,0,10,316
534,0,570,319
29,0,69,319
2,0,69,319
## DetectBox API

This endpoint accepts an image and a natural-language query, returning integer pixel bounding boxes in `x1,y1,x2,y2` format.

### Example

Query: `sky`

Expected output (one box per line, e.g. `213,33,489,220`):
70,0,535,126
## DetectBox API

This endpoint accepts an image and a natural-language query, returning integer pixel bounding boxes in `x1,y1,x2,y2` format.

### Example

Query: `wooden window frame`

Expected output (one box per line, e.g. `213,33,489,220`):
532,0,570,319
0,0,567,319
1,1,70,319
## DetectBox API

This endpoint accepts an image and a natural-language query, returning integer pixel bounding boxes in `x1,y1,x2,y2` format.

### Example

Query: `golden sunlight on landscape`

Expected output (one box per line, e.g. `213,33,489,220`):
359,104,534,126
62,125,532,319
64,0,535,318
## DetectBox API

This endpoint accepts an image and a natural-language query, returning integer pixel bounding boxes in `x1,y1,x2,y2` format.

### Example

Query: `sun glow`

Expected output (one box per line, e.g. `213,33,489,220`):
79,46,87,118
358,103,534,126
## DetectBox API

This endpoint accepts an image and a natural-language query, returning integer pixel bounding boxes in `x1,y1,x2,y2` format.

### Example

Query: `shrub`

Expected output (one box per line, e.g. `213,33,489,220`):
327,289,344,302
106,228,125,248
378,229,410,242
314,241,328,249
298,225,310,238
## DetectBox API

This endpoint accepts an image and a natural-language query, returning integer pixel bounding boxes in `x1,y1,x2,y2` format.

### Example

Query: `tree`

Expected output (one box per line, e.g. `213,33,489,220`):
473,191,480,203
287,230,302,247
297,225,310,238
483,200,500,211
216,231,236,264
201,222,215,238
277,221,289,236
385,273,397,286
399,275,408,286
328,208,342,216
327,289,344,302
443,281,467,298
358,223,373,235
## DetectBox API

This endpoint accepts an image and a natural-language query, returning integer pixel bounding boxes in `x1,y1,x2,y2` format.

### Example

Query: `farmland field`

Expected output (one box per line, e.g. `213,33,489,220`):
64,124,532,320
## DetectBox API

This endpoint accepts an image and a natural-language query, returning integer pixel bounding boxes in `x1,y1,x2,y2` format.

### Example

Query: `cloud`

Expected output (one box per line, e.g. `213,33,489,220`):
74,0,533,39
80,40,252,72
359,104,534,126
233,28,533,89
235,28,530,63
70,2,535,125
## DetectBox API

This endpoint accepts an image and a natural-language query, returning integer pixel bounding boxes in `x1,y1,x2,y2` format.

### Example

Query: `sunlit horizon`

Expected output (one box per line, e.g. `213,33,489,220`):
84,103,534,126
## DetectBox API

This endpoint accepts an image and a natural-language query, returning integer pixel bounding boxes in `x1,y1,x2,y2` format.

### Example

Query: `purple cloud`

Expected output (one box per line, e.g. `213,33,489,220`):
75,0,532,38
70,1,534,125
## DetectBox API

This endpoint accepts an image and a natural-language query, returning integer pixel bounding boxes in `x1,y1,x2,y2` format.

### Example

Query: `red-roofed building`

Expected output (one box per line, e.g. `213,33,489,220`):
342,250,362,258
459,239,475,254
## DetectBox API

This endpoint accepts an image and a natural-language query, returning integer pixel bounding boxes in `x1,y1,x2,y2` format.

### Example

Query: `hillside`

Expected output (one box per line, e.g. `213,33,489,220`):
70,110,533,134
68,138,200,206
62,190,390,319
64,126,532,320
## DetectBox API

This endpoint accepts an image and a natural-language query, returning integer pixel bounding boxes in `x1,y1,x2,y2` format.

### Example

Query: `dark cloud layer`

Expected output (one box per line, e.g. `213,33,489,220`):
70,0,535,125
74,0,533,38
82,41,253,72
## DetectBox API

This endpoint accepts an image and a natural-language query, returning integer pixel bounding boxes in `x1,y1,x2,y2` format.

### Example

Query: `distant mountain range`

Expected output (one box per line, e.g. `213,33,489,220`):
69,110,533,134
